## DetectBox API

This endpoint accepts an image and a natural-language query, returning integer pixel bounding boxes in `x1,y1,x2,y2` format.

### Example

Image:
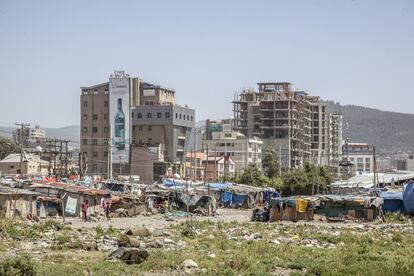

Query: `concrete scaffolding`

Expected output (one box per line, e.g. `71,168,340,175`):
233,82,330,169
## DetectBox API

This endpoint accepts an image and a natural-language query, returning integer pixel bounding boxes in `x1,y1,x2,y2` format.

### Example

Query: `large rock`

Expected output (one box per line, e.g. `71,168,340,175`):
107,247,149,264
182,259,198,269
125,226,151,237
118,235,141,248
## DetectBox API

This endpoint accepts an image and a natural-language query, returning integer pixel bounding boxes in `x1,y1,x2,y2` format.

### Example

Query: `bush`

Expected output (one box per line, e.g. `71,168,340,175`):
0,255,35,276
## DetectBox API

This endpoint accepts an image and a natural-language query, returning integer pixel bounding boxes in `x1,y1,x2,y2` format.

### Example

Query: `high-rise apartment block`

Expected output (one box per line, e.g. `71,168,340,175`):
80,71,194,179
233,82,340,169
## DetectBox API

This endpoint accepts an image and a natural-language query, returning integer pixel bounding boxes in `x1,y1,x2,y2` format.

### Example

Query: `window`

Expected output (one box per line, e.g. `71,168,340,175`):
93,152,98,158
148,126,152,131
10,165,14,169
82,139,87,145
179,114,182,119
93,139,97,145
83,114,87,120
83,101,88,107
103,139,109,145
175,113,178,119
83,127,87,133
131,112,134,118
132,126,136,131
104,101,109,107
147,112,152,119
104,151,108,157
138,113,142,118
138,126,143,131
93,114,98,120
166,112,170,118
104,126,108,133
104,114,108,120
92,127,98,133
157,112,162,118
187,115,189,120
191,116,193,121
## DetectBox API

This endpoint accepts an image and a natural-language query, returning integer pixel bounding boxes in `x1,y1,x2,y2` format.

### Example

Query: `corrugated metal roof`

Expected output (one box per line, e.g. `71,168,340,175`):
30,182,109,196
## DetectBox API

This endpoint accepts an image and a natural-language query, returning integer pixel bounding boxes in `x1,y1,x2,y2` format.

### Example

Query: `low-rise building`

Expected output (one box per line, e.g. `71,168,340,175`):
0,153,48,176
203,130,262,173
13,125,46,146
203,155,235,180
342,143,373,175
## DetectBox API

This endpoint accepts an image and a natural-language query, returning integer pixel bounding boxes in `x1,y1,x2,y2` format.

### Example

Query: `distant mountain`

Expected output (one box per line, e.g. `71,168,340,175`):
326,102,414,153
0,125,80,144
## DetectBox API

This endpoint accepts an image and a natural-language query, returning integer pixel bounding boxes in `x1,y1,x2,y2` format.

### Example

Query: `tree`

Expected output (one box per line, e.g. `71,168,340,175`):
0,137,19,160
262,147,280,178
237,163,270,187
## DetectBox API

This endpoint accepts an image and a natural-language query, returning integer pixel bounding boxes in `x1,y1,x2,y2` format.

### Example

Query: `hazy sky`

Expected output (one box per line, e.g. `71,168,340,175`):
0,0,413,127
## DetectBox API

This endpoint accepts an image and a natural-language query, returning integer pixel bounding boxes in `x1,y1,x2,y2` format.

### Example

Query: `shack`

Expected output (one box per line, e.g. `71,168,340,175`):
29,181,109,218
315,195,383,221
268,196,316,222
0,186,39,219
380,192,404,213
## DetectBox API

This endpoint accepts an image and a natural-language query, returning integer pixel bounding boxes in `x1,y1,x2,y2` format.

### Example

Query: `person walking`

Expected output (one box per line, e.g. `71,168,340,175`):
102,195,112,221
81,200,89,222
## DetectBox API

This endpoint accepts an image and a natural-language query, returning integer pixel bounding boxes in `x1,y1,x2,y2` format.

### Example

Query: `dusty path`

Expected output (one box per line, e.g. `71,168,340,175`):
65,208,252,230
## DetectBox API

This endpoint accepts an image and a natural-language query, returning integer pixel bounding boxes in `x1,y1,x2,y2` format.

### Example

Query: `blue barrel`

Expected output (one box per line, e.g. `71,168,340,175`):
403,181,414,214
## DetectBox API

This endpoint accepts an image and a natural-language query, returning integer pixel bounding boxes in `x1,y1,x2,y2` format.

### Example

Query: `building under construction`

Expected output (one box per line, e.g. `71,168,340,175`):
233,82,336,169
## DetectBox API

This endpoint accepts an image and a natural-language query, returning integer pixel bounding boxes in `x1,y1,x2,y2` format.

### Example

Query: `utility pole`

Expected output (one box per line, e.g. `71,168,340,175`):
194,130,197,181
204,145,209,185
53,139,57,176
59,140,63,177
214,144,217,182
279,145,282,176
64,140,69,176
15,123,30,175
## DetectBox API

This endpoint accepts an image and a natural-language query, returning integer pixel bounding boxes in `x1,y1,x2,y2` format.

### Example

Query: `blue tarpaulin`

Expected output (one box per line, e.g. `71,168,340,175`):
208,182,233,191
380,192,404,213
403,182,414,214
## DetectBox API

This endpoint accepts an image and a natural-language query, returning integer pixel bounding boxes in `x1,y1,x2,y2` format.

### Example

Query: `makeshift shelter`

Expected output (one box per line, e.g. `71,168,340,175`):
170,190,216,213
268,197,316,222
29,181,109,218
0,186,39,219
315,195,383,221
380,192,404,213
218,183,263,208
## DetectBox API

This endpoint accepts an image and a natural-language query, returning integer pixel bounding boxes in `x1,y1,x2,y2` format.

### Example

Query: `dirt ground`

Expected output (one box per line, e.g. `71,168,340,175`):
63,208,377,231
66,208,252,230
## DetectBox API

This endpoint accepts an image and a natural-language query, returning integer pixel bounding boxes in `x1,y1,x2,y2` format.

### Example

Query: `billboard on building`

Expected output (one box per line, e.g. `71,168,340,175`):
109,72,130,168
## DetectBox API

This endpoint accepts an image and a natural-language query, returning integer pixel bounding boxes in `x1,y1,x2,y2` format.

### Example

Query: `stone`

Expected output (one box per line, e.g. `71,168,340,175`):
81,240,97,251
118,235,141,248
125,226,151,237
182,259,198,269
207,252,216,258
163,238,175,245
107,247,149,265
145,241,163,249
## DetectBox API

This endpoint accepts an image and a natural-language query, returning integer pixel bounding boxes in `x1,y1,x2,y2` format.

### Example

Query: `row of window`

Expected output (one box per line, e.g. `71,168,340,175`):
83,151,108,158
82,127,109,133
82,101,109,108
83,114,109,120
133,112,170,119
132,111,193,121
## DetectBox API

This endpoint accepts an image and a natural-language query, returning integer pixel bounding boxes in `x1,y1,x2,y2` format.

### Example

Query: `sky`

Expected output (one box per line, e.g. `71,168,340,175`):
0,0,413,128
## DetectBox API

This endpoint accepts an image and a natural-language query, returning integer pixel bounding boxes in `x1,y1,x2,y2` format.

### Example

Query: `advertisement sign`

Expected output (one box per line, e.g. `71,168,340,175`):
109,74,130,166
